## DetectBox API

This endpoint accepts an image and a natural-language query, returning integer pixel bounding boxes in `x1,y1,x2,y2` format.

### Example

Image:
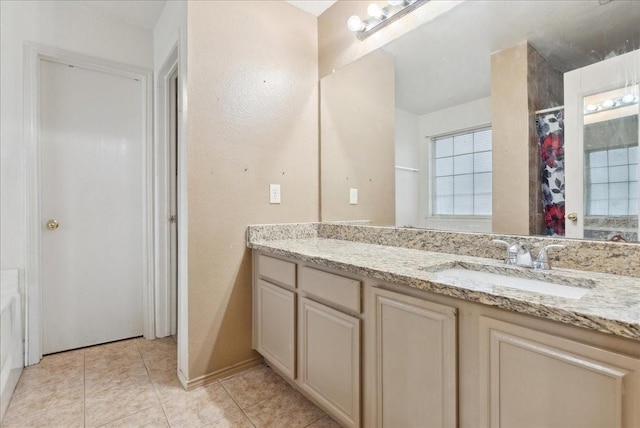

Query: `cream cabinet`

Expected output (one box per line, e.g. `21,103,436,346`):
300,297,360,428
369,287,457,428
253,250,640,428
253,255,362,428
299,266,362,428
253,255,297,379
479,317,640,428
254,279,296,378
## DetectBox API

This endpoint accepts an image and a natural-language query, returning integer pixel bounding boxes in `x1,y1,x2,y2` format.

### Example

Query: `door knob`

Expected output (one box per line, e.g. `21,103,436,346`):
566,213,578,222
46,219,59,230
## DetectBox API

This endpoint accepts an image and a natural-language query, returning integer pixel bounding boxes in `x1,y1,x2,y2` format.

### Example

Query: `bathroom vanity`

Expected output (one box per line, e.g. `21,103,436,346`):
248,223,640,428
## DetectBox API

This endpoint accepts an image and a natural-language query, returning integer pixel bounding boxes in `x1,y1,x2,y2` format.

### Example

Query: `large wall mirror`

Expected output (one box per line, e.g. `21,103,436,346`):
320,0,640,241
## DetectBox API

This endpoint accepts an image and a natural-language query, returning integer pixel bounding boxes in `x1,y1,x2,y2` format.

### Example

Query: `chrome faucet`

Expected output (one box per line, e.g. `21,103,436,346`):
493,240,564,270
532,244,565,271
492,240,531,267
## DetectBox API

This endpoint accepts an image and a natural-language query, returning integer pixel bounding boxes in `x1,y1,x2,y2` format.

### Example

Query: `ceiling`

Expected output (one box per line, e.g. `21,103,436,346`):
67,0,336,29
382,0,640,115
63,0,167,29
285,0,337,17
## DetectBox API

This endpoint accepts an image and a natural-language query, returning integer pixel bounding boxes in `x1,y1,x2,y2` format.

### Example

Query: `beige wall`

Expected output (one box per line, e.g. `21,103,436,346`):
186,1,319,380
491,43,563,235
318,0,462,78
491,43,530,235
320,50,395,225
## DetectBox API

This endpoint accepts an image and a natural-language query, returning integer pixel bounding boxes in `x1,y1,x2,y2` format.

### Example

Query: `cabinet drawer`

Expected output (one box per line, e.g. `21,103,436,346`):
258,254,296,288
299,266,361,313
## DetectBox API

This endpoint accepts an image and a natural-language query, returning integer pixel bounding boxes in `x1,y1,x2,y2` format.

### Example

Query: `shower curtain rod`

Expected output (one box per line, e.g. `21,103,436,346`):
535,105,565,114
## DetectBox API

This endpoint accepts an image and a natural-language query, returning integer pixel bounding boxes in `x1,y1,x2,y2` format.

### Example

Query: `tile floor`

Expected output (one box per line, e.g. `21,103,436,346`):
3,337,341,428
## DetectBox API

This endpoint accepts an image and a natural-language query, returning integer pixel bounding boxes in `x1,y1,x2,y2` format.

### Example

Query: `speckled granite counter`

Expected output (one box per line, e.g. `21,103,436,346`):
248,224,640,342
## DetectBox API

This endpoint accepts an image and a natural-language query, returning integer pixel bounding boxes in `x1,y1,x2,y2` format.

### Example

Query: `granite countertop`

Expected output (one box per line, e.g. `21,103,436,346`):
249,237,640,342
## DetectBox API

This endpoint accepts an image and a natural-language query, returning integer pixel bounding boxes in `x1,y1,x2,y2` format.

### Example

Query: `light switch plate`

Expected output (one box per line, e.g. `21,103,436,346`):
270,184,281,204
350,188,358,205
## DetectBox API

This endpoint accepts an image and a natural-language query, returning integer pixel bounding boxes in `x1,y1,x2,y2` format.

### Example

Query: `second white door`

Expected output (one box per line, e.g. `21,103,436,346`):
40,59,145,355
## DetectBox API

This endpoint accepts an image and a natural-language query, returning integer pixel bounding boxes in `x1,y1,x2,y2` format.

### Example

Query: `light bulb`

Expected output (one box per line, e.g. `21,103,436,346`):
367,3,386,19
347,15,365,32
622,94,636,103
585,104,598,112
602,99,615,108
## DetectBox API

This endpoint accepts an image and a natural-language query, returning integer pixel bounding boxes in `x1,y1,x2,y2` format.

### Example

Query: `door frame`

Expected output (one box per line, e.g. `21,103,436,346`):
24,43,154,365
155,42,190,385
154,46,178,339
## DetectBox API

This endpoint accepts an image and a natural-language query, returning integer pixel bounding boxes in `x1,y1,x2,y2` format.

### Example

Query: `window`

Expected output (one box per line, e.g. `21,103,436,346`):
586,145,638,216
432,128,492,215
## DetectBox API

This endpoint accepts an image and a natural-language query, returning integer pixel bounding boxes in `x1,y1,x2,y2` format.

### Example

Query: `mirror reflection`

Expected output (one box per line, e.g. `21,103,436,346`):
320,0,640,241
581,84,639,240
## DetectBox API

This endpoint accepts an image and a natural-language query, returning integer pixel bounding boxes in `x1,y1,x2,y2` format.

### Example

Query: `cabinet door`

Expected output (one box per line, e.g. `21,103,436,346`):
479,317,640,428
372,287,457,428
255,279,296,378
300,297,360,428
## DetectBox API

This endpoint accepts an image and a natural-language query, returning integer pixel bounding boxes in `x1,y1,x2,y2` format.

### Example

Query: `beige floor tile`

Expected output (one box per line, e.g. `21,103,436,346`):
85,338,141,362
38,348,85,370
136,337,176,356
146,361,178,384
17,362,84,390
16,347,84,391
85,356,150,396
2,401,84,428
160,382,241,428
142,349,176,367
85,353,142,373
4,339,339,428
5,380,84,415
85,379,160,427
243,386,326,428
200,409,256,428
99,404,169,428
220,364,292,408
151,373,185,401
306,415,342,428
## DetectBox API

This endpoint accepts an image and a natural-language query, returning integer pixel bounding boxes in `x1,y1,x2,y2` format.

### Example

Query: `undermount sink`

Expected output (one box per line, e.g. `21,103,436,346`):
423,262,593,300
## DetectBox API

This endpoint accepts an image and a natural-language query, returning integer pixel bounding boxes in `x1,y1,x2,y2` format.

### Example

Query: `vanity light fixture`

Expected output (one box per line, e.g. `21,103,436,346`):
367,3,387,19
601,99,615,108
347,0,429,41
583,93,639,115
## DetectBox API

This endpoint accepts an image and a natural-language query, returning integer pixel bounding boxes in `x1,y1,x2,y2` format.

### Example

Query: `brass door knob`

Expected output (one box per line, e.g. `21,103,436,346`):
566,213,578,222
46,219,59,230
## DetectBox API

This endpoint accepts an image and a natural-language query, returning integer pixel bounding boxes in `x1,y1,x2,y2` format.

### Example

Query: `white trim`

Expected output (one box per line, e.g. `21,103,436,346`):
23,43,154,365
155,45,179,338
175,32,190,385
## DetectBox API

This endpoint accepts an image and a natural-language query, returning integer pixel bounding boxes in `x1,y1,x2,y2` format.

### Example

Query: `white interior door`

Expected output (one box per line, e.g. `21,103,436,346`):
40,59,145,354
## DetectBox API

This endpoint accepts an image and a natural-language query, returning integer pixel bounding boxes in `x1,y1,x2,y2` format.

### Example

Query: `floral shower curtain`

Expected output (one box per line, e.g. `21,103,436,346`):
537,111,565,236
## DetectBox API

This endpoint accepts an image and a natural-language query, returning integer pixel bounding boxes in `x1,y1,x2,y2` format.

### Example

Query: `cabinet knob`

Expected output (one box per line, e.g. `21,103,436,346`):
566,213,578,222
